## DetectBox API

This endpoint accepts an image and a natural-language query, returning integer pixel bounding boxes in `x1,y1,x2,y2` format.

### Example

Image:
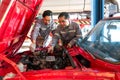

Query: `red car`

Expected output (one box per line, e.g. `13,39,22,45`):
0,0,120,80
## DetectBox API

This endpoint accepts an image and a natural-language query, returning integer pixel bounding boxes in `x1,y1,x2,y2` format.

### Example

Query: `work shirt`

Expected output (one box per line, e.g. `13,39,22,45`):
51,21,82,47
31,19,57,47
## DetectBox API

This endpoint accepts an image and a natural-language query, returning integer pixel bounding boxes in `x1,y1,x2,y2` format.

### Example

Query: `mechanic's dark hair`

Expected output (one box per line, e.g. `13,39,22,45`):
58,12,70,19
42,10,53,17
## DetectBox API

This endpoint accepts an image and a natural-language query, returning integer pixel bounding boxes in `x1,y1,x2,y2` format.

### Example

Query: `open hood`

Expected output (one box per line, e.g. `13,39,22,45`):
0,0,43,56
1,1,120,80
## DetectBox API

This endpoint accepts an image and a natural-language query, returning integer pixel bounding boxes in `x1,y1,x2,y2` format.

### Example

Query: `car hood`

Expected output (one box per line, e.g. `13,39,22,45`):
0,0,43,56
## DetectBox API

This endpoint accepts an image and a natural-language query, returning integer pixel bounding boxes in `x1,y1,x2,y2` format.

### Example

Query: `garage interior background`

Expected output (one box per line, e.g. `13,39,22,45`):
40,0,120,18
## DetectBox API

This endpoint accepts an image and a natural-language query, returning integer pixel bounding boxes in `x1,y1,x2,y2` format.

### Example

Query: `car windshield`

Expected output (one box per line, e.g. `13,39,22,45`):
80,19,120,63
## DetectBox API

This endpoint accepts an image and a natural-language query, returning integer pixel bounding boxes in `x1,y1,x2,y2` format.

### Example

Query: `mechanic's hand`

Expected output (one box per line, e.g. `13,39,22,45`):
58,39,63,47
29,43,36,52
47,46,54,53
67,43,72,48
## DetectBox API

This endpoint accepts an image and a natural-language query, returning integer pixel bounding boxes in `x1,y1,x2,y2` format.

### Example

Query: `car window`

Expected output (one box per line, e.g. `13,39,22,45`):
81,20,120,63
103,21,120,42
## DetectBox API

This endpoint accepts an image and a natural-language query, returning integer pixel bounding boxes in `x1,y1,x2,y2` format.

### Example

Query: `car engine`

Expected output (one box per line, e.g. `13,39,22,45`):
20,48,73,70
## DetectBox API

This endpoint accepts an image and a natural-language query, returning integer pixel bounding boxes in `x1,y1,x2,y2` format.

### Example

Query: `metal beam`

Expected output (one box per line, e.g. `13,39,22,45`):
91,0,104,27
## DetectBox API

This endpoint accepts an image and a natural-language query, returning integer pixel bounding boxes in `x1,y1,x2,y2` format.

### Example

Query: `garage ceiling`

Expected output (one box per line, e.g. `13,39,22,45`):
40,0,91,13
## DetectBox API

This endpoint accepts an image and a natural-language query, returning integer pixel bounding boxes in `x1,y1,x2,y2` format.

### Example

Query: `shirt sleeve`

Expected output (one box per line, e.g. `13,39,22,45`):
50,26,60,47
31,21,41,42
69,23,82,46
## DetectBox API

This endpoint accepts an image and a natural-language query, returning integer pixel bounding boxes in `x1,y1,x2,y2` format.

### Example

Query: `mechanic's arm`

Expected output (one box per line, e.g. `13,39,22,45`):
68,23,82,47
48,28,60,53
30,22,40,52
31,22,40,43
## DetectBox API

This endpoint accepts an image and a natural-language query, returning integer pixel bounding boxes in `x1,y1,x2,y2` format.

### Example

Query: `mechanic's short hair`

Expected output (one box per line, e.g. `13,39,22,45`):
42,10,53,17
58,12,70,19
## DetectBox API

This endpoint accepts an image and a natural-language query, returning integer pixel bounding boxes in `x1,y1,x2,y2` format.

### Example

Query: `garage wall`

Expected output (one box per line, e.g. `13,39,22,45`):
40,0,91,13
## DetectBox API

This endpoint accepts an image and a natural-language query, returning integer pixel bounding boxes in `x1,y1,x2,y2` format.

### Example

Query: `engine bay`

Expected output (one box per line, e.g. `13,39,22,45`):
19,48,74,71
0,47,91,79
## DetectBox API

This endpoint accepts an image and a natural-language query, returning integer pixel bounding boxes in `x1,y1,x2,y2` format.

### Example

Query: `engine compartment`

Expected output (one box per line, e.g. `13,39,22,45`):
0,47,92,80
20,48,74,71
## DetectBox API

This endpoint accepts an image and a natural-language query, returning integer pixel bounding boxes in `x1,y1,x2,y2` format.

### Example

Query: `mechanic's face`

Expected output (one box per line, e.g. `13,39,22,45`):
58,16,69,27
43,16,51,25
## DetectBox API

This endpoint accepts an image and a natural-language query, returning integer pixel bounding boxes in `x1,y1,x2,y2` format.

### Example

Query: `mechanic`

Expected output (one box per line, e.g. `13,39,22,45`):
30,10,57,52
48,12,83,53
